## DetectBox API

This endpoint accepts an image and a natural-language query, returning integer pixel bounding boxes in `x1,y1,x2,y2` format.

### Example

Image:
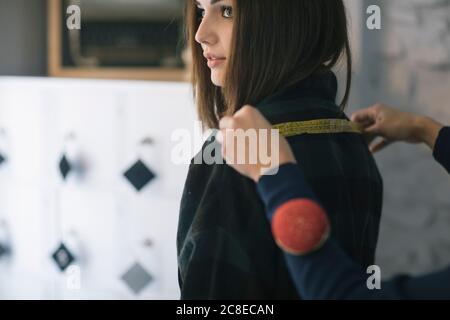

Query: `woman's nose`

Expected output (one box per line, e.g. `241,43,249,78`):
195,16,218,46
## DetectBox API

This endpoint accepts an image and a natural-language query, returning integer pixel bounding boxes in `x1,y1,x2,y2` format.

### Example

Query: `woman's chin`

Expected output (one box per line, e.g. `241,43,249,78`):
210,73,224,87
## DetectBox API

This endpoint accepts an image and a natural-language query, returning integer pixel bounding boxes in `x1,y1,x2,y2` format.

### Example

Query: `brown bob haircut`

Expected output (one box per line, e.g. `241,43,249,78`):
185,0,352,129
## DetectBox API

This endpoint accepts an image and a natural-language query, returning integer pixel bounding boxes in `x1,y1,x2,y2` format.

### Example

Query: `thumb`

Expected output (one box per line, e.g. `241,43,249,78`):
369,138,392,153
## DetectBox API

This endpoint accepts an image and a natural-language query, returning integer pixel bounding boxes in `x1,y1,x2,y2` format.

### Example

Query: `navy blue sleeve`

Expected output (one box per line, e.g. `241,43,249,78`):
256,163,317,220
433,127,450,174
257,163,450,299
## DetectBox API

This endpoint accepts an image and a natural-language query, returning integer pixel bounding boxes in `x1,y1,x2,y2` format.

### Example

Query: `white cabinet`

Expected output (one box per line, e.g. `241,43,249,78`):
0,77,197,299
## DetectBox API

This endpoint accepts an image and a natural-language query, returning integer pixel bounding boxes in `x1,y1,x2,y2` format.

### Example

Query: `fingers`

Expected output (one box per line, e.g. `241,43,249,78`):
219,105,273,134
351,104,388,134
351,105,379,123
352,106,386,145
235,104,256,116
219,105,258,130
351,111,373,124
352,111,378,142
353,118,381,145
369,138,392,153
352,105,391,153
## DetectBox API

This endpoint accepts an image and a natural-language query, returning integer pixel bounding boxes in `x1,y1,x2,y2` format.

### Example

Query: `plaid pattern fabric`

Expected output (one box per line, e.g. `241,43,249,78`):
177,72,383,299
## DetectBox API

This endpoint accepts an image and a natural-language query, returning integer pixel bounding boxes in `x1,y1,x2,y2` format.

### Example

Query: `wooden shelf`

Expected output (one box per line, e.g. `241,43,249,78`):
47,0,187,82
50,67,188,82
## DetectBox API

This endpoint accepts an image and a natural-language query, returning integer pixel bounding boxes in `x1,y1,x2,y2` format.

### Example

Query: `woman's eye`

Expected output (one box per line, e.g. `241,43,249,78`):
196,8,205,20
196,5,232,21
221,6,233,18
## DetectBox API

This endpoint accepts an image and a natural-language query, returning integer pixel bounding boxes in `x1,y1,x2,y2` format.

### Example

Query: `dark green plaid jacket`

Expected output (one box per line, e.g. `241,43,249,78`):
177,72,383,299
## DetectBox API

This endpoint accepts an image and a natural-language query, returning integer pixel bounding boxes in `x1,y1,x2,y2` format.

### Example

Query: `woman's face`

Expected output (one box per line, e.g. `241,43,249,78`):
195,0,234,87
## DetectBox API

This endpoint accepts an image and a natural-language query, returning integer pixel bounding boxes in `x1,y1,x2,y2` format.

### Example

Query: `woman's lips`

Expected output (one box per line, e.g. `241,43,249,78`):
207,58,226,68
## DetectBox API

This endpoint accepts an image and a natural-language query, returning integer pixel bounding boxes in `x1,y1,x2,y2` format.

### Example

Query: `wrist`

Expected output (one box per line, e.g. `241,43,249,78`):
254,150,297,182
416,116,443,150
255,159,297,182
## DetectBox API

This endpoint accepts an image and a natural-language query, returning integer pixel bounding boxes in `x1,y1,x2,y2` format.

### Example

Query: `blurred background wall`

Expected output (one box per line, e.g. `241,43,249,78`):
345,0,450,279
0,0,47,75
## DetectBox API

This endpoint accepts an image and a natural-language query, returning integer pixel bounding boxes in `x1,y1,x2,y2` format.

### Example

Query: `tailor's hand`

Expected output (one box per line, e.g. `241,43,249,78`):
351,103,443,153
217,105,296,182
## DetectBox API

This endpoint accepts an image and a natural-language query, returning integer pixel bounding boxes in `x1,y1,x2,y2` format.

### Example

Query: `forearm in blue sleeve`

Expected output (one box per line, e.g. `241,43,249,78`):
257,163,450,299
256,164,378,299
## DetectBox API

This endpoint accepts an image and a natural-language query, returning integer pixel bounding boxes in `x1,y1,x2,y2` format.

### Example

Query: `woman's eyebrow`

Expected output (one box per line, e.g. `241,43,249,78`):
194,0,224,6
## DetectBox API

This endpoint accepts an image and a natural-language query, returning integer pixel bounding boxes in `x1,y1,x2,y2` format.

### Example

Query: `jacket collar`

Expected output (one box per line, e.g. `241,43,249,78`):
255,71,338,117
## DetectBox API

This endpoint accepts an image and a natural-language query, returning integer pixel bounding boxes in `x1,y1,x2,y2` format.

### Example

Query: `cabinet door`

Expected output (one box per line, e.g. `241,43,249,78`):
114,82,196,299
0,80,57,299
0,78,197,299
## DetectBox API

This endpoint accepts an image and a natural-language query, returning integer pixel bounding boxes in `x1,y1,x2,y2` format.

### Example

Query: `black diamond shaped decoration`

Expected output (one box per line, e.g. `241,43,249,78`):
123,160,156,192
121,262,153,295
0,153,6,166
59,154,72,180
51,243,75,272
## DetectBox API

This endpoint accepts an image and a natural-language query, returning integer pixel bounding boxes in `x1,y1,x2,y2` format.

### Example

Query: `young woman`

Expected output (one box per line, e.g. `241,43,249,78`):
177,0,383,299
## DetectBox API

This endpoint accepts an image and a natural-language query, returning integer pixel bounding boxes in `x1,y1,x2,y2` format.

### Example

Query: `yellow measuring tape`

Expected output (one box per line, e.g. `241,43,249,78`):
273,119,362,137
